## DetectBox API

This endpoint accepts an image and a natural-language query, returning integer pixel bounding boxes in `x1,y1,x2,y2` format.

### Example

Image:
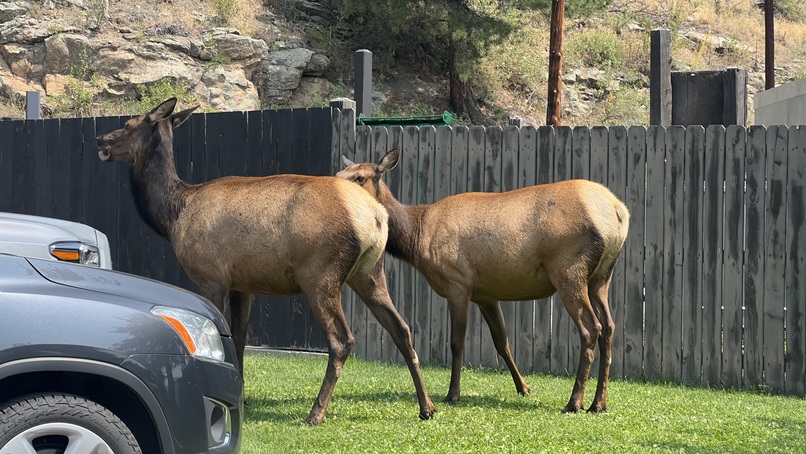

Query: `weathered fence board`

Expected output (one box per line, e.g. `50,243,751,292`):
552,126,574,376
764,125,788,392
786,125,806,396
533,126,554,375
644,126,665,380
515,126,536,375
4,108,806,397
663,126,686,382
702,125,726,384
722,125,746,389
624,126,646,378
745,125,766,388
683,125,705,385
607,126,628,378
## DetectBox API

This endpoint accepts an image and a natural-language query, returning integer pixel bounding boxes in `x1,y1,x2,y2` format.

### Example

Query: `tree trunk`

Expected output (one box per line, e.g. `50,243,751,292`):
449,36,494,125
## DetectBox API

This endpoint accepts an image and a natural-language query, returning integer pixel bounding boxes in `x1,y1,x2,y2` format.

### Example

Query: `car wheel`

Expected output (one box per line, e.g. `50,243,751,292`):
0,392,142,454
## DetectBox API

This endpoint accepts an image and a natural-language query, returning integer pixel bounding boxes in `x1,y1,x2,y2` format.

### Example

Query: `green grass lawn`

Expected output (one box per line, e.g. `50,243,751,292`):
243,352,806,453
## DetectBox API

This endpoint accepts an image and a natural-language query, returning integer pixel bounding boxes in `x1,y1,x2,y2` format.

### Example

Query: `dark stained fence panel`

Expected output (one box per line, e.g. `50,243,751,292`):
702,125,726,384
644,126,665,380
515,126,536,375
663,126,686,382
606,126,628,379
763,125,787,392
533,126,555,375
431,125,452,365
465,126,485,368
552,126,574,377
786,125,806,396
682,125,705,385
384,125,406,363
400,126,420,362
744,125,766,388
624,126,646,378
722,125,746,388
416,126,436,365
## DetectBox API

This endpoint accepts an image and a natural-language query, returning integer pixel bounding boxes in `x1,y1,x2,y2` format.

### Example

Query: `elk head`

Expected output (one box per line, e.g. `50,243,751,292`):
338,146,401,198
96,98,197,164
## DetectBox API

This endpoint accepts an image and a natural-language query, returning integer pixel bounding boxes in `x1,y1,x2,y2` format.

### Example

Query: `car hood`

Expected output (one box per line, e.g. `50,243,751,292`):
26,257,231,336
0,212,99,246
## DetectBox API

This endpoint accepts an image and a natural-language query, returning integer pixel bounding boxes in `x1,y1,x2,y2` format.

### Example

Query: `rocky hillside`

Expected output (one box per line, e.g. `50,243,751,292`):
0,0,804,124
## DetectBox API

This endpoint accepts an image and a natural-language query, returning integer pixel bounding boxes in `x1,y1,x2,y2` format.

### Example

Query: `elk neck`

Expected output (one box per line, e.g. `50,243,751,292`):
376,180,427,266
130,125,189,240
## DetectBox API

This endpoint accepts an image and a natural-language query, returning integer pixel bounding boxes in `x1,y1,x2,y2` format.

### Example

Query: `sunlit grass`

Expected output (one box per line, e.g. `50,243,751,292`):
243,352,806,453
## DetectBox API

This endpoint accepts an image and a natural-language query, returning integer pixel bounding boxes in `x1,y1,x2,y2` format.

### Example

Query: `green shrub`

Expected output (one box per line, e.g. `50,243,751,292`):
566,30,624,72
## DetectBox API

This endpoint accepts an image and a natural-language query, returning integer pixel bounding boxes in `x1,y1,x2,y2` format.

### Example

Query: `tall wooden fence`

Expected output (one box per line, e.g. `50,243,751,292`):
2,106,804,396
332,108,806,396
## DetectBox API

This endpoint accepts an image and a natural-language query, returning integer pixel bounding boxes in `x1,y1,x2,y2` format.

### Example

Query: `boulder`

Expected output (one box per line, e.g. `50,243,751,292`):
0,1,28,24
44,34,91,75
195,65,259,111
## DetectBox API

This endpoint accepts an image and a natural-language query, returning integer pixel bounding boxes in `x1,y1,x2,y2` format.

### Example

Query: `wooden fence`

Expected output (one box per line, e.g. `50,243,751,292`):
332,108,806,396
2,106,804,396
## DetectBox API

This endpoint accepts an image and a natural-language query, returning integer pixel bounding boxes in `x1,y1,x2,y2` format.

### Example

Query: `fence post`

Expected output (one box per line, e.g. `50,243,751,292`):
650,29,672,127
508,116,525,127
26,91,41,120
354,49,372,119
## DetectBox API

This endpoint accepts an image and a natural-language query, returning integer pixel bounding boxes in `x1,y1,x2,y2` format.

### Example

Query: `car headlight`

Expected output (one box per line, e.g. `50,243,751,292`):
151,306,226,362
49,241,101,267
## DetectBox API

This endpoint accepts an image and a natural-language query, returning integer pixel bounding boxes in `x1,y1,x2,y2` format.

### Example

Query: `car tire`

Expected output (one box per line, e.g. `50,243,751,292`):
0,392,142,454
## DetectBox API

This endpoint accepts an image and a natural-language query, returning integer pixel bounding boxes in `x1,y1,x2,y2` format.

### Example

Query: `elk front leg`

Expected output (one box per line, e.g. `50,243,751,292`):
477,301,531,397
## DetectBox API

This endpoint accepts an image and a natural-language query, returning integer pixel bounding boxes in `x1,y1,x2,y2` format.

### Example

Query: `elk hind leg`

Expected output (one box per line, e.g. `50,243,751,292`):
303,281,355,425
348,265,436,420
587,276,615,413
477,301,531,396
555,280,601,413
229,290,253,374
444,292,472,403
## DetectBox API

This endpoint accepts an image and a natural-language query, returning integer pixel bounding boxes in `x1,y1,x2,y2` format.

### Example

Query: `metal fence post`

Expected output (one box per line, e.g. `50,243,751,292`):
354,49,372,119
26,91,41,120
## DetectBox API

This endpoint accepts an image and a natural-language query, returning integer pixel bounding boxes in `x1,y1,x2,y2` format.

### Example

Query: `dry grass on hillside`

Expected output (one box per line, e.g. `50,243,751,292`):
474,0,806,126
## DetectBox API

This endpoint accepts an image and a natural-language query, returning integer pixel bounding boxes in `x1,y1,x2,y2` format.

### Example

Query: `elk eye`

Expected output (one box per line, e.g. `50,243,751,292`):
355,176,366,183
124,124,130,130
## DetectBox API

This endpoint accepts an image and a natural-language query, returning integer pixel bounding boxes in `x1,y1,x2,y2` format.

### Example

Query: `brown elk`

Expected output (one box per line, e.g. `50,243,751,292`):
337,147,629,413
95,99,435,425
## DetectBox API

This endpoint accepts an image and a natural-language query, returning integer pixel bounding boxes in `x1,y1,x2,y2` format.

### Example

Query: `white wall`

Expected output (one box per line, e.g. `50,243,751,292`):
754,77,806,126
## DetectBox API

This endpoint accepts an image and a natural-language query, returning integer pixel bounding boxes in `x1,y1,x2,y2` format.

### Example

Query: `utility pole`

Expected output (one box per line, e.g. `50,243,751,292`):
545,0,565,126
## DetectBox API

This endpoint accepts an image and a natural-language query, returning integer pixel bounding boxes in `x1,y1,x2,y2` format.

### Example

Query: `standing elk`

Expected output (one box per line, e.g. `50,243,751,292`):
96,99,435,425
337,147,629,413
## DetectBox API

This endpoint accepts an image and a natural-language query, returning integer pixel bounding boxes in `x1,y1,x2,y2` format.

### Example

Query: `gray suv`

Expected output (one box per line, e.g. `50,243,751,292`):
0,254,243,453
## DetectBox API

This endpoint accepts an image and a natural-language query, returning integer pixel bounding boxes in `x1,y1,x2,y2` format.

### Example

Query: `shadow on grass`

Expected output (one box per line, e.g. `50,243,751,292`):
245,388,556,424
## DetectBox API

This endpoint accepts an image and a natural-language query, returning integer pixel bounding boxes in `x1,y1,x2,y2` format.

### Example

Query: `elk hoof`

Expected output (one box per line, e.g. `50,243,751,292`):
587,403,607,413
562,402,581,414
419,409,435,420
303,415,325,426
443,394,460,404
518,384,532,397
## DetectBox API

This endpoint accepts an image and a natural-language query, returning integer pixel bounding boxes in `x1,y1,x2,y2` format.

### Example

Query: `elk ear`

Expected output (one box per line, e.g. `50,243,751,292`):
341,155,356,168
377,147,400,174
147,98,178,123
170,106,198,129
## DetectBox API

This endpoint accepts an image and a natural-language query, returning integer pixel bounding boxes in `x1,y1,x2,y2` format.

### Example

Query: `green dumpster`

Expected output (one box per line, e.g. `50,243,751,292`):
357,111,453,127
